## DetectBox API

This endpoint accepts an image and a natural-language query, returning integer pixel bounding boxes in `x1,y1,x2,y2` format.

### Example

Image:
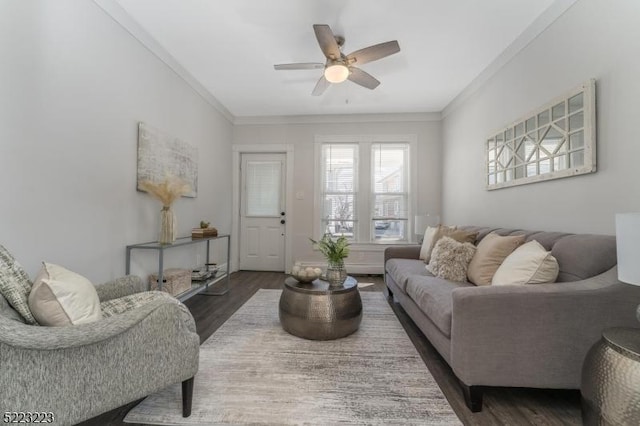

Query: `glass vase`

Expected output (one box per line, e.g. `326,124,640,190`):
159,206,176,244
326,259,347,287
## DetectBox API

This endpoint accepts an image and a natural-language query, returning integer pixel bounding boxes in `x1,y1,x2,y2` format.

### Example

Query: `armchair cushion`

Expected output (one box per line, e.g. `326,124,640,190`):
0,244,37,324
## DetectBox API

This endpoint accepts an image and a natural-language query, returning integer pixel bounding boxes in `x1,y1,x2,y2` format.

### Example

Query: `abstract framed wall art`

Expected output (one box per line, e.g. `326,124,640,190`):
137,122,198,197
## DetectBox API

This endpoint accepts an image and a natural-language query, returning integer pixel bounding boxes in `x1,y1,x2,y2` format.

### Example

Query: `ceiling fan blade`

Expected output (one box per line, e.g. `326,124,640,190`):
348,67,380,90
312,75,331,96
274,63,324,70
313,24,341,60
347,40,400,66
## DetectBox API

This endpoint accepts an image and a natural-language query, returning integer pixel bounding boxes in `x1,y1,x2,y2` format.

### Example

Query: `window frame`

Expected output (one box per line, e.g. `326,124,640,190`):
486,79,596,190
314,134,417,245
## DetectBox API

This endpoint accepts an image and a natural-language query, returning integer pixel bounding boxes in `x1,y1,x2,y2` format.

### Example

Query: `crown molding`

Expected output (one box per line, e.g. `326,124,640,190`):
441,0,580,119
233,112,441,126
93,0,234,123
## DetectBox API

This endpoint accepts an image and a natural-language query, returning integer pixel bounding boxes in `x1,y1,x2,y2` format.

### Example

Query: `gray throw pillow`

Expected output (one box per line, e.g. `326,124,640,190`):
0,244,38,324
426,237,476,282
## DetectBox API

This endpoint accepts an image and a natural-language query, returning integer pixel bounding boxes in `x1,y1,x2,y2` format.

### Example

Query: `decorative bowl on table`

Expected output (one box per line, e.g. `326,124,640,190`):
290,264,322,283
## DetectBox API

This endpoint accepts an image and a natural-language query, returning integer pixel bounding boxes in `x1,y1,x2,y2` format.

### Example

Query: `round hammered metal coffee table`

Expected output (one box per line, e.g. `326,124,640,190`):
581,327,640,425
279,276,362,340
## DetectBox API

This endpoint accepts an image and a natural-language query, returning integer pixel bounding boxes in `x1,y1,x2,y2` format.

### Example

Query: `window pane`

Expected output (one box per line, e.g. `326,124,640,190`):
245,160,281,216
322,220,355,238
323,194,355,221
372,144,407,193
568,93,583,113
323,144,356,192
371,143,409,242
372,194,407,219
373,220,406,241
321,143,357,240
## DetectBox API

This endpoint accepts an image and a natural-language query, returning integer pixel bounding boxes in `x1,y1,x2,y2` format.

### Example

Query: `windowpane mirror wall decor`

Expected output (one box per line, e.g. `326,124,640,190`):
486,79,596,190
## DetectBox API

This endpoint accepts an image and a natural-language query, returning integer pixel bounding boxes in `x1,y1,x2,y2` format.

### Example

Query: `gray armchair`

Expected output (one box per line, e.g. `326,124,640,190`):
0,246,199,426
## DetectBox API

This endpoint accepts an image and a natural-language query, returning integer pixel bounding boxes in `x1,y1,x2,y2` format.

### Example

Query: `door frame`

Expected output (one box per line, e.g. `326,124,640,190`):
232,144,294,273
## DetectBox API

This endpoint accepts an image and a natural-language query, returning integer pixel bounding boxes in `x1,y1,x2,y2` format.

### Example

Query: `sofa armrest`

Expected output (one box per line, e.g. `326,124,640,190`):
0,297,194,350
449,267,640,388
95,275,147,302
384,245,421,264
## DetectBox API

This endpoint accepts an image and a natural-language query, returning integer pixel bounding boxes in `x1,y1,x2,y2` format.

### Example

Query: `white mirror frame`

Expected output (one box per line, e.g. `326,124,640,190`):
486,79,596,190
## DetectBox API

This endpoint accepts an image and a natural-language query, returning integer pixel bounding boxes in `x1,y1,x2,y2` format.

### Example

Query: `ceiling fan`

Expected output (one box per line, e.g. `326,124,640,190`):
274,24,401,96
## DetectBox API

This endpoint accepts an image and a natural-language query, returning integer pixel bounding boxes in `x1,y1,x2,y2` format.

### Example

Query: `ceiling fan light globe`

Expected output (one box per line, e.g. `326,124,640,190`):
324,64,349,83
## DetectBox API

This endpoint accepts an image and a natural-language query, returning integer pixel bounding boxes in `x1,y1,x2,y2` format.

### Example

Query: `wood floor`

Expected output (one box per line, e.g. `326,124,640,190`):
80,271,582,426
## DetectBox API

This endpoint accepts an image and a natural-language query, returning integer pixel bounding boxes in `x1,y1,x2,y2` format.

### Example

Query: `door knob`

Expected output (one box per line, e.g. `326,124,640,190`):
280,219,286,224
281,211,286,216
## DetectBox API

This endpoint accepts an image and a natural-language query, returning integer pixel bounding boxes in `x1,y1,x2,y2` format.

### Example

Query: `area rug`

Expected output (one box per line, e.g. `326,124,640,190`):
125,290,461,425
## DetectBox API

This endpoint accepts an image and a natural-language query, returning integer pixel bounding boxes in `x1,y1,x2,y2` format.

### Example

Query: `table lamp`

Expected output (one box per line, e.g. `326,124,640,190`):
615,213,640,322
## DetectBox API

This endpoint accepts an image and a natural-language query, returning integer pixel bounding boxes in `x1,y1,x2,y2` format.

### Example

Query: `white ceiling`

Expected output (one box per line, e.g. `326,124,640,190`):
113,0,556,117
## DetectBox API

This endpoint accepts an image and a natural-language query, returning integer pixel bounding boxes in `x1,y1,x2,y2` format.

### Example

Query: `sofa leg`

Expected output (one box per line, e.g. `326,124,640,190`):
461,383,483,412
182,377,194,417
386,285,394,300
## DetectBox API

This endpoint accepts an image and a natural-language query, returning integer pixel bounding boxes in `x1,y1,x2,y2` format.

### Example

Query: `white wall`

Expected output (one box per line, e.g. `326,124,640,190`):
233,116,441,271
442,0,640,234
0,1,233,282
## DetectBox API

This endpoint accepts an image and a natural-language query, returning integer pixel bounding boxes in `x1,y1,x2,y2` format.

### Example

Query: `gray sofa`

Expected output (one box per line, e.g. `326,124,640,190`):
384,226,640,412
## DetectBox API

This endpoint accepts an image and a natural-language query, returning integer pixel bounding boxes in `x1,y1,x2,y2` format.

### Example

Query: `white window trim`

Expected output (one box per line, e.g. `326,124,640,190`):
314,134,417,245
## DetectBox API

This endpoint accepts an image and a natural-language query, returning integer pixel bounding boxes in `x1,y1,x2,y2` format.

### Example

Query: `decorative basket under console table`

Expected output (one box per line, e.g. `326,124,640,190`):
126,234,231,301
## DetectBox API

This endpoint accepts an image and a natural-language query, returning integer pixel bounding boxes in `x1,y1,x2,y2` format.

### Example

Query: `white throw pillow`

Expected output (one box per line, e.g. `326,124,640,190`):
492,240,559,286
419,226,439,261
28,262,102,326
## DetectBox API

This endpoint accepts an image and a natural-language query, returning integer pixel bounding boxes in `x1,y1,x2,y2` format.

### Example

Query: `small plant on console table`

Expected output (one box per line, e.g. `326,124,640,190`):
310,234,350,286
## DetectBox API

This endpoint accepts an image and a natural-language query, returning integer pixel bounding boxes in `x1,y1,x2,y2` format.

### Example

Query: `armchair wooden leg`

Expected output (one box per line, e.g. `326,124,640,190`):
182,377,194,417
461,383,483,412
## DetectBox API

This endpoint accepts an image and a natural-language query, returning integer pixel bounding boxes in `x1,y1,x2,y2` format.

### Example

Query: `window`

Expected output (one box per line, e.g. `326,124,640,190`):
317,136,415,243
320,144,358,239
372,144,409,242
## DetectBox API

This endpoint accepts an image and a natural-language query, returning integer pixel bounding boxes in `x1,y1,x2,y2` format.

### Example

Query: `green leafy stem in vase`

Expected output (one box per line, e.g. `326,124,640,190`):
309,234,350,263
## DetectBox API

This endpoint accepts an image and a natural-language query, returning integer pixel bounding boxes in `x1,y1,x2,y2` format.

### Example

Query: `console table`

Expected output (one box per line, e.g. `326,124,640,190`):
126,234,230,301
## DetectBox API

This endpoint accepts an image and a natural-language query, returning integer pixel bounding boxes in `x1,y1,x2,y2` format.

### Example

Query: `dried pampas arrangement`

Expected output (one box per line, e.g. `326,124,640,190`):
139,176,192,243
139,176,191,208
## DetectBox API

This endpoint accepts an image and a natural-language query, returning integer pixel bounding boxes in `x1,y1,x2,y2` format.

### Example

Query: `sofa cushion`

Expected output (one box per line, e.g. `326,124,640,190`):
406,275,473,337
0,244,37,324
427,237,476,282
29,262,103,326
467,232,525,285
386,258,431,292
492,240,559,285
551,234,617,282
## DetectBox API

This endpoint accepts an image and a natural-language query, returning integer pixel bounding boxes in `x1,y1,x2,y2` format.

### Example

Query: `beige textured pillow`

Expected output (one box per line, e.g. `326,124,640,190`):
467,232,525,286
426,237,476,282
28,262,102,326
422,225,477,264
492,240,559,285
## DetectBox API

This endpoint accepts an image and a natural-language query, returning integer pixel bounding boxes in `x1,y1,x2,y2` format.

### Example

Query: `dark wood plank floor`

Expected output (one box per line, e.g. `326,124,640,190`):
79,271,582,426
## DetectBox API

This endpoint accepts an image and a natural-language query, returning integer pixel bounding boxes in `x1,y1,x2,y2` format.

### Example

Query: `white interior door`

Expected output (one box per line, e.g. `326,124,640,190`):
239,153,286,271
